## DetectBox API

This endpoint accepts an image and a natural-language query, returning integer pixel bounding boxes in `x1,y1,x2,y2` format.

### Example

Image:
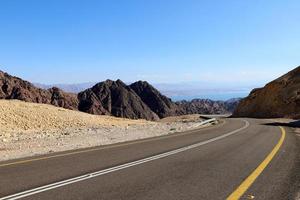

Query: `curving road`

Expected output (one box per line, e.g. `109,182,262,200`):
0,118,299,200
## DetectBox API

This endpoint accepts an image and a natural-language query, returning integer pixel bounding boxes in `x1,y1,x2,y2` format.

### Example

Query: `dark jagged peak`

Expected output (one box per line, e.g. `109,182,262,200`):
91,79,128,91
116,79,125,85
78,80,159,120
130,80,177,118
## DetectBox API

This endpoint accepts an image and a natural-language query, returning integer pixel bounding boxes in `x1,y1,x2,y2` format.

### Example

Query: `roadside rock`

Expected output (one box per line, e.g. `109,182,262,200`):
233,66,300,118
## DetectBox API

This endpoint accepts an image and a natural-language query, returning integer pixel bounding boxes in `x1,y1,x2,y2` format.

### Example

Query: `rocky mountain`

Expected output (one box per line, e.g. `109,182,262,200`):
233,66,300,118
0,71,78,110
130,81,177,118
79,80,241,119
78,80,159,120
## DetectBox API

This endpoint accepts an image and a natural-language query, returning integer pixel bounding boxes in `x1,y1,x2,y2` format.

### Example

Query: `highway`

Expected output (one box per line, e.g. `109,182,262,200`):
0,118,299,200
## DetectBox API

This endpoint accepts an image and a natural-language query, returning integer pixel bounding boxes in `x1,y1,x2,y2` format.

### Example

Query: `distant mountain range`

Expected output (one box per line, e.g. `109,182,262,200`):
34,82,96,94
34,82,249,101
1,70,241,120
177,98,241,115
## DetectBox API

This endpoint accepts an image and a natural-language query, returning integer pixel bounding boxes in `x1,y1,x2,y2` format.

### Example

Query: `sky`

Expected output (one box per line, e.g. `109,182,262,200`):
0,0,299,94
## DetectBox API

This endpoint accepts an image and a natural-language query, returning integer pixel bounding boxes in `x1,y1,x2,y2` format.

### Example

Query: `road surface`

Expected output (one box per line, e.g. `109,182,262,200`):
0,118,299,200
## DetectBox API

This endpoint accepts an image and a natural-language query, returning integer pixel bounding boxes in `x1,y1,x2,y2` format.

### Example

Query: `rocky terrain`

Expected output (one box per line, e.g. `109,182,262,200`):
233,66,300,118
0,100,212,161
1,70,240,120
78,80,240,119
0,71,78,110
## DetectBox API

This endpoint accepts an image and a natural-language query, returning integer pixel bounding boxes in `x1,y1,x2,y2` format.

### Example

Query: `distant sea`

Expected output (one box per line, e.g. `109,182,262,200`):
170,92,249,101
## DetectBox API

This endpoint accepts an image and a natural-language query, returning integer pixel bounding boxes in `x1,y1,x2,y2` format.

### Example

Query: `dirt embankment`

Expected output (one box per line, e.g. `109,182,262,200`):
0,100,213,161
0,99,148,134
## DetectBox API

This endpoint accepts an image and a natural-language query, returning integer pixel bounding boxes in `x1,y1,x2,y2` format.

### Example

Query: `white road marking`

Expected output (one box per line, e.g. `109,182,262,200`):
0,120,249,200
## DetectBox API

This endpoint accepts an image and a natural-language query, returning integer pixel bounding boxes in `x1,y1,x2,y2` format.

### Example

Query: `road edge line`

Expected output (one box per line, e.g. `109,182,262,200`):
226,126,286,200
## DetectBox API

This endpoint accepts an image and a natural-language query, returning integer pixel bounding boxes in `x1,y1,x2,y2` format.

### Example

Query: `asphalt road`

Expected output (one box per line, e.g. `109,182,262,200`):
0,118,299,200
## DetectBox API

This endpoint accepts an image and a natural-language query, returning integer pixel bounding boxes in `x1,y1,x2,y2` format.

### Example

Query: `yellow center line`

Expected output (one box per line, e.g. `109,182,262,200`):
0,120,226,168
227,126,286,200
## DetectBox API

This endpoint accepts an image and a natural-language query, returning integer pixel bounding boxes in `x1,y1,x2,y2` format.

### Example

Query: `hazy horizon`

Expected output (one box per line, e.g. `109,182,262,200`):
32,79,257,101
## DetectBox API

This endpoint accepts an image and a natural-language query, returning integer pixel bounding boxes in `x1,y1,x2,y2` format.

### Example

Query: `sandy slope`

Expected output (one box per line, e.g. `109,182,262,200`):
0,100,213,161
0,100,148,133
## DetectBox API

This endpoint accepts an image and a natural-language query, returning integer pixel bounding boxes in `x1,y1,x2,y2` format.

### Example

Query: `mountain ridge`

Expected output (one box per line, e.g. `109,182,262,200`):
1,70,240,120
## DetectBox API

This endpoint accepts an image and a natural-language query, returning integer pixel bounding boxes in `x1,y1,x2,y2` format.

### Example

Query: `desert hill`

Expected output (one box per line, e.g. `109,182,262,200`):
233,66,300,118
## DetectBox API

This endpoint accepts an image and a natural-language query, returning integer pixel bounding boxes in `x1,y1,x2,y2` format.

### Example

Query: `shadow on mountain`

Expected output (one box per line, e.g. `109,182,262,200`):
264,120,300,128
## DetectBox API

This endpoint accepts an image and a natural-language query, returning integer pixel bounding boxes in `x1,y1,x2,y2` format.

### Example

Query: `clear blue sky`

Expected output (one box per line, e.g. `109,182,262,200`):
0,0,299,86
